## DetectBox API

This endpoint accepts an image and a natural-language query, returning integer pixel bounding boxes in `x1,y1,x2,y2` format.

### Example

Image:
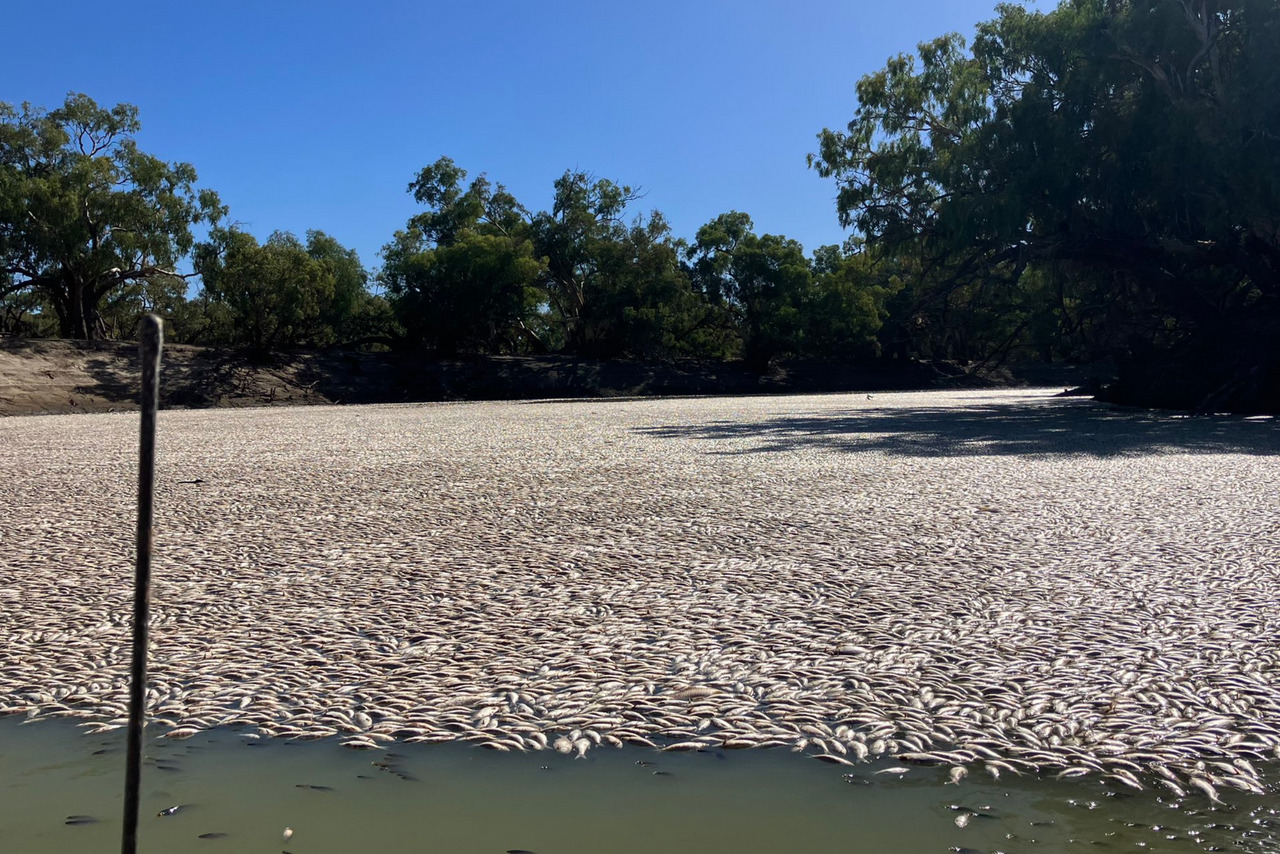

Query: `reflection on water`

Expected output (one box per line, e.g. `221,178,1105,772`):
2,716,1278,854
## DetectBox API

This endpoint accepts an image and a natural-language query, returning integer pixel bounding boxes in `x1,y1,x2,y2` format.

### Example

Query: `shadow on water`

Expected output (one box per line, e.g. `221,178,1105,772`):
634,396,1280,458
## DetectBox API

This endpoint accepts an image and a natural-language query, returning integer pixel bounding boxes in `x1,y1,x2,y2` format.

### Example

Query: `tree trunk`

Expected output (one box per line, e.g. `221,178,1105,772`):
54,277,105,340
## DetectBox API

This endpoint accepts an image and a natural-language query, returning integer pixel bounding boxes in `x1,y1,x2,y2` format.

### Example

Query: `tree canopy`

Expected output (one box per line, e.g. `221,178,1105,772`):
0,93,223,339
379,157,543,354
192,228,385,350
8,8,1275,415
811,0,1280,410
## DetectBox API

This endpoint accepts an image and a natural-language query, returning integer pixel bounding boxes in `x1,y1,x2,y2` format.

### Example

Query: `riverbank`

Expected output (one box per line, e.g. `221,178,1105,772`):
0,338,1091,416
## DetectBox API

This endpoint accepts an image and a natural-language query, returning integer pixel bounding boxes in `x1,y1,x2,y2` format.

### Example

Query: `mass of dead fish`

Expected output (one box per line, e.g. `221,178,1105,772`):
2,390,1277,804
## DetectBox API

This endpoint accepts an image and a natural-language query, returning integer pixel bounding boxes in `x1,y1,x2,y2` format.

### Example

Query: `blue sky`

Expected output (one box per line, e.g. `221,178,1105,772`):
3,0,1009,274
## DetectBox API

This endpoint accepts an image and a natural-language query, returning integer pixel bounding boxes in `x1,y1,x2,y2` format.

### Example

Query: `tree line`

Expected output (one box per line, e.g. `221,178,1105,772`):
0,95,897,366
3,0,1276,411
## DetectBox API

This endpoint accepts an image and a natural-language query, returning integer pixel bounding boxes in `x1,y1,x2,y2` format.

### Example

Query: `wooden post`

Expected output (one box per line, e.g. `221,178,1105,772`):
122,315,162,854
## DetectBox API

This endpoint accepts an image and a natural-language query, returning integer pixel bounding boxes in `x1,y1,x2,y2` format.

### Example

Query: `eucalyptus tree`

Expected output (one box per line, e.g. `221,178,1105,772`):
380,157,543,354
530,171,643,353
686,212,813,365
0,93,223,339
193,228,378,349
811,0,1280,409
807,243,902,359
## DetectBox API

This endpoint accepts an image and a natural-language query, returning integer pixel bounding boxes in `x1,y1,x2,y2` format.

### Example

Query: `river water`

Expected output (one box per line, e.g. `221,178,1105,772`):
4,716,1277,854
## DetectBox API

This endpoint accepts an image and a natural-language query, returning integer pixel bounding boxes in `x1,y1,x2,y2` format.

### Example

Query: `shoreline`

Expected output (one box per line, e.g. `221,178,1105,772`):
0,337,1096,417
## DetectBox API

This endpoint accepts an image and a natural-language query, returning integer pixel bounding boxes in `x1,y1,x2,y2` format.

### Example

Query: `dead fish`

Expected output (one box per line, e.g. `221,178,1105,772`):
874,767,909,776
157,805,186,817
661,741,704,752
955,813,971,828
1189,776,1224,805
815,753,855,766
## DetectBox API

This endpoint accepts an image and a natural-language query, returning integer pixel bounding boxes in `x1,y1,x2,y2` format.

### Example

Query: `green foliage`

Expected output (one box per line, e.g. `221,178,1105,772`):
575,211,708,359
812,0,1280,407
98,273,191,341
530,171,645,353
193,229,378,349
687,215,896,365
0,93,222,339
382,229,543,354
808,245,900,358
531,171,711,358
382,157,543,354
389,160,713,360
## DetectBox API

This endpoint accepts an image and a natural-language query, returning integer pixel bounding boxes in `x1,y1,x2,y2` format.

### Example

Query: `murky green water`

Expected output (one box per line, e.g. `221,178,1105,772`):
3,718,1278,853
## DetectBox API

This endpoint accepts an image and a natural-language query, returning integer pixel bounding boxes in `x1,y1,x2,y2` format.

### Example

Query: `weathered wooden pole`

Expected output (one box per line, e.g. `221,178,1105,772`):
122,315,163,854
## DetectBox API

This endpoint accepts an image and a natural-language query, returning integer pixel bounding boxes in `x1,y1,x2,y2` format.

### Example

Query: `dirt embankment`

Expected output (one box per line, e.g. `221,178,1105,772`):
0,338,1072,417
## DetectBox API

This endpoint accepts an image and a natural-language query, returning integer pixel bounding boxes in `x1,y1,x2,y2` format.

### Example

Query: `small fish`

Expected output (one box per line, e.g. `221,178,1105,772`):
197,832,228,839
815,753,854,766
294,784,334,791
65,815,99,825
157,805,185,817
1188,776,1224,805
652,770,674,776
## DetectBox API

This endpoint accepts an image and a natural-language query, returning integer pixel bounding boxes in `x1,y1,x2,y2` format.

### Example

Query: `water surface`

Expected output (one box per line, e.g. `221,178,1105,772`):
4,717,1278,854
